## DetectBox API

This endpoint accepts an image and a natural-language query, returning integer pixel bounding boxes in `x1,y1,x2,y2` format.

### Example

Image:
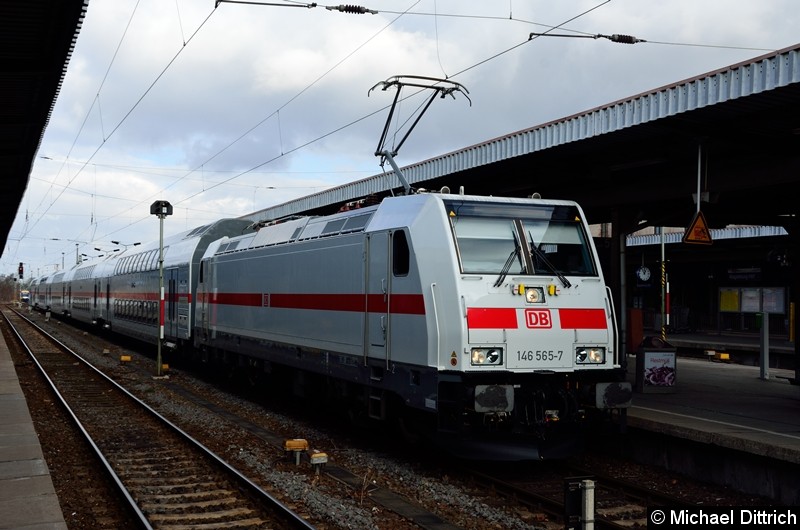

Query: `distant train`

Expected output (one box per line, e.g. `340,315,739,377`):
30,191,631,459
20,290,30,304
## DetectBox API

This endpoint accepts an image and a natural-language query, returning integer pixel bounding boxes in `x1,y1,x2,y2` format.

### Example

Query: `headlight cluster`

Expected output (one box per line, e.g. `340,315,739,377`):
576,346,605,364
471,347,503,366
525,286,544,303
512,284,546,303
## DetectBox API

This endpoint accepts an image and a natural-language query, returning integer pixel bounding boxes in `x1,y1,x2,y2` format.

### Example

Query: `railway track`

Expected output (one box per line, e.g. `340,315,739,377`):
2,308,315,530
466,461,696,530
8,307,473,529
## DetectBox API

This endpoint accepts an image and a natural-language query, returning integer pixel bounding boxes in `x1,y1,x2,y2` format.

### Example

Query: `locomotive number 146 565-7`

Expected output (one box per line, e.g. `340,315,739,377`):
517,350,564,362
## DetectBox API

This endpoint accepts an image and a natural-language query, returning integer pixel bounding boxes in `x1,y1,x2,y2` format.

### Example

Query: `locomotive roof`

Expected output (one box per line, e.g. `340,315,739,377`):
210,193,583,257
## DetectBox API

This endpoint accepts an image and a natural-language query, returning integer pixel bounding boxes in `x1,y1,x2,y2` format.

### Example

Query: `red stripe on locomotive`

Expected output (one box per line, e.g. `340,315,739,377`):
466,307,607,330
204,292,425,315
466,308,519,329
557,308,607,329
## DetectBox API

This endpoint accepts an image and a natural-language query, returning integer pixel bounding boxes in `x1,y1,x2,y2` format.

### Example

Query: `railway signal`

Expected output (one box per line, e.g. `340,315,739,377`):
151,200,173,377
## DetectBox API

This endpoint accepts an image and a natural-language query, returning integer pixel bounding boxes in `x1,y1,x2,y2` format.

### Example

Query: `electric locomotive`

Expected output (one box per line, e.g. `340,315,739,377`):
195,192,631,459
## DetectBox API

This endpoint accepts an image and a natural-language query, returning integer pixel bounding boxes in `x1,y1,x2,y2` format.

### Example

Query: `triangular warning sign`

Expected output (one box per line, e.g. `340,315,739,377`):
683,211,713,245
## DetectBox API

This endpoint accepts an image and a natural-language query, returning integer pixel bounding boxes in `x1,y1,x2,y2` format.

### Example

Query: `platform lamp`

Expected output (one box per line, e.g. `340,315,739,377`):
150,200,173,377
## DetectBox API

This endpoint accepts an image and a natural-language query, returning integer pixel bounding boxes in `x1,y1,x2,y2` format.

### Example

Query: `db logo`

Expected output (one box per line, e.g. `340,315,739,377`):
525,309,552,328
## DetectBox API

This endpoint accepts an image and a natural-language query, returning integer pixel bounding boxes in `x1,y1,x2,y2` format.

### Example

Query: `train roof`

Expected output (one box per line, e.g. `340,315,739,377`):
99,218,251,273
208,192,584,258
31,218,251,284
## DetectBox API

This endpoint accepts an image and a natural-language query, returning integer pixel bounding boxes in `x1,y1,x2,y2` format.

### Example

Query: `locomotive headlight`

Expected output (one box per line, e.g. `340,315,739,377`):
471,347,503,366
575,346,605,364
525,287,545,304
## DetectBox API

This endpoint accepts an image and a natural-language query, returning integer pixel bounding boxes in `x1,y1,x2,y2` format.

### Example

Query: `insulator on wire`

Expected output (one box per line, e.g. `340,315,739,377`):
326,4,377,14
601,33,645,44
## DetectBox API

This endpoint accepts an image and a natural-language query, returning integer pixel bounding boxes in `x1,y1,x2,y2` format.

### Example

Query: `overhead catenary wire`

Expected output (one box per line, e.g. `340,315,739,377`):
19,0,610,256
88,1,422,238
86,1,608,242
26,0,143,242
528,32,646,44
528,31,774,52
21,5,219,244
13,1,781,271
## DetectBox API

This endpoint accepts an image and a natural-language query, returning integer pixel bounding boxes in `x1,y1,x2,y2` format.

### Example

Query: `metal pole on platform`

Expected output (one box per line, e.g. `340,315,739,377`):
760,311,770,380
582,479,595,530
660,228,666,341
696,144,702,215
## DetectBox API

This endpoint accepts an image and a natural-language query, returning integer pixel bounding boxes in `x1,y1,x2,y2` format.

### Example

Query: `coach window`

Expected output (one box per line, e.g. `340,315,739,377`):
392,230,409,276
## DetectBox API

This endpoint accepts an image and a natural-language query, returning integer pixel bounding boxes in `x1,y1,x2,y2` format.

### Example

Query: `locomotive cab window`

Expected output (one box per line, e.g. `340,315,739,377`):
451,217,523,274
523,219,595,276
447,200,597,277
392,230,410,276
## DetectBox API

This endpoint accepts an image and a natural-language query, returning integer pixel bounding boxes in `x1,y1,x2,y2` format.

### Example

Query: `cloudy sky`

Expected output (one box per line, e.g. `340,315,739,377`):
4,0,798,278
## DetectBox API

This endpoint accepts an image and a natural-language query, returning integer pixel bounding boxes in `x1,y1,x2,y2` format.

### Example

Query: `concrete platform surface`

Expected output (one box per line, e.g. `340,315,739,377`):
627,354,800,464
0,333,66,530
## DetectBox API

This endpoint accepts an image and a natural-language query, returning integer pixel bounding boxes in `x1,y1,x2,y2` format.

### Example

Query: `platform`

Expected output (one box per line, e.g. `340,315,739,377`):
0,332,66,529
626,355,800,464
665,330,795,355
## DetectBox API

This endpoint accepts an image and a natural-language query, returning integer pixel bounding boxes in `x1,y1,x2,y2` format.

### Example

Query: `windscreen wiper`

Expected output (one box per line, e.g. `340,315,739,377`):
528,231,572,288
494,230,525,287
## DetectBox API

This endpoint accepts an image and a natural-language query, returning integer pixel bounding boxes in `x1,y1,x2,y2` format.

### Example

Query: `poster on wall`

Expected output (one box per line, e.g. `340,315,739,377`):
741,288,761,313
719,288,740,312
642,350,676,387
762,287,785,314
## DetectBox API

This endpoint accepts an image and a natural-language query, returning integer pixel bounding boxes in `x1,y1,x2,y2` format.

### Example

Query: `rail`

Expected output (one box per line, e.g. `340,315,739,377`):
3,307,316,530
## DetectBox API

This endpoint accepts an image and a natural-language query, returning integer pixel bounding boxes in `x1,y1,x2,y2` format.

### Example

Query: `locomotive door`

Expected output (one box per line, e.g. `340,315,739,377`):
366,231,390,364
366,230,412,366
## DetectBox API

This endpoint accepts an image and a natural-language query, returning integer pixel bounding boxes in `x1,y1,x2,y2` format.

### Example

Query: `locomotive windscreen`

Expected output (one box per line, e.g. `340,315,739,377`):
445,200,597,277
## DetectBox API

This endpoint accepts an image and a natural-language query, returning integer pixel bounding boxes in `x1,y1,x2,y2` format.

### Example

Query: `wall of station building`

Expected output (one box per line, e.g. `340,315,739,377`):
619,234,792,337
590,223,793,342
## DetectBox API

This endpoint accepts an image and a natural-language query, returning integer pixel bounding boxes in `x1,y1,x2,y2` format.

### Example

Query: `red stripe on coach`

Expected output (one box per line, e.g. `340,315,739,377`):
558,308,607,329
466,307,519,329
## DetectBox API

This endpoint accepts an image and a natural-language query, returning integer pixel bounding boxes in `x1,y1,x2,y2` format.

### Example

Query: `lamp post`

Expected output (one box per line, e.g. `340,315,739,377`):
150,200,173,377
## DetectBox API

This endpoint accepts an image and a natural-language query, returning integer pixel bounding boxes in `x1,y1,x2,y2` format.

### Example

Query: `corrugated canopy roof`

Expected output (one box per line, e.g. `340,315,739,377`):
0,0,89,252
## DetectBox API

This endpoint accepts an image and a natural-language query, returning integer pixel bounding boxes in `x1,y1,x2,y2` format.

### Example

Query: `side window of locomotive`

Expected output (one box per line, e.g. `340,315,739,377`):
522,219,596,276
451,217,522,274
392,230,409,277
